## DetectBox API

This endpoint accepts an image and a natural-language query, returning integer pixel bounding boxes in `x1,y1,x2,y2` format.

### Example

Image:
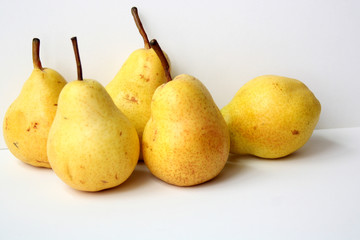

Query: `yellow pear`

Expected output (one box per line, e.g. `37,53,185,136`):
142,40,230,186
221,75,321,159
3,38,67,168
106,7,170,159
47,37,139,192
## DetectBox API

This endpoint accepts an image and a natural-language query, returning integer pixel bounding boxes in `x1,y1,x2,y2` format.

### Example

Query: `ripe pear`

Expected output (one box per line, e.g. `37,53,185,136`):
142,40,230,186
47,37,139,192
106,7,170,159
3,38,67,168
221,75,321,159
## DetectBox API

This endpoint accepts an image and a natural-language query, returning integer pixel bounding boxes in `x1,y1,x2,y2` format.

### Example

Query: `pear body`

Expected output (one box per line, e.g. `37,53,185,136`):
106,48,168,158
142,74,230,186
47,79,139,192
3,68,66,168
221,75,321,158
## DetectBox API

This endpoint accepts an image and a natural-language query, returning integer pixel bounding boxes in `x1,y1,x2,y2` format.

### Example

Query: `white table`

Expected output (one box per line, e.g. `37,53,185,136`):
1,127,359,240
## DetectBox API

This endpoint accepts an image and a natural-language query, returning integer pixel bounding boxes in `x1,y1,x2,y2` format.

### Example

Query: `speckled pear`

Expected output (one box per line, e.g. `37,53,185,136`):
142,40,230,186
106,7,170,159
47,37,139,192
3,38,67,168
221,75,321,159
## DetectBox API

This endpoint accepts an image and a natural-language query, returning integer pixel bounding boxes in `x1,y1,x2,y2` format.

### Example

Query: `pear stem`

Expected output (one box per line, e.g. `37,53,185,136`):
150,39,172,82
71,37,83,81
131,7,150,49
32,38,43,70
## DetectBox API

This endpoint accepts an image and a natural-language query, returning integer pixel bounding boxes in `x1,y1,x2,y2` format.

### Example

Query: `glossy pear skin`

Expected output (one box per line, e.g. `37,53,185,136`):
106,48,168,145
3,68,66,168
221,75,321,158
47,79,139,192
142,74,230,186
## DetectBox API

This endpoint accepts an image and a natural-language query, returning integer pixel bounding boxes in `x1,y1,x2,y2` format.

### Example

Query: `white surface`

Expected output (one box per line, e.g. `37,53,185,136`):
1,127,360,239
1,0,360,149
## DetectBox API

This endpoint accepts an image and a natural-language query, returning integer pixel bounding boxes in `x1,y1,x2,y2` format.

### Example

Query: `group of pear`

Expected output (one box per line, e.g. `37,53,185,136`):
3,7,321,192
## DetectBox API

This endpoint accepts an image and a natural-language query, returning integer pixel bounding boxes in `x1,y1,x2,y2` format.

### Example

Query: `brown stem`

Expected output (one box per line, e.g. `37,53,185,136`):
32,38,43,70
71,37,83,81
131,7,150,49
150,39,172,82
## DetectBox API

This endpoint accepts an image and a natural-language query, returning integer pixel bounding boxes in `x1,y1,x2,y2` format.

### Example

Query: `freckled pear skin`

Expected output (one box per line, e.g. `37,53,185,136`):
47,79,140,192
3,39,66,168
105,7,169,159
142,75,230,186
106,48,168,140
221,75,321,159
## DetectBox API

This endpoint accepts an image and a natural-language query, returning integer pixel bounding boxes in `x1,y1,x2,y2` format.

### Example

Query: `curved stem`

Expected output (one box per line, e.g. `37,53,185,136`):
150,39,172,82
71,37,83,81
131,7,150,49
32,38,43,70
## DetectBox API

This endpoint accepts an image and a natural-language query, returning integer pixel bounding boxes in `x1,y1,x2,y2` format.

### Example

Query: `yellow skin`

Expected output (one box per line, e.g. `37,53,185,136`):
221,75,321,159
142,74,230,186
3,68,66,168
106,48,168,159
47,79,139,192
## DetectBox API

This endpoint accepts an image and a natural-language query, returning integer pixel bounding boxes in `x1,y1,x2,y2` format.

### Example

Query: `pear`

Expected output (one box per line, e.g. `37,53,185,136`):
3,38,67,168
47,37,139,192
106,7,170,159
142,40,230,187
221,75,321,159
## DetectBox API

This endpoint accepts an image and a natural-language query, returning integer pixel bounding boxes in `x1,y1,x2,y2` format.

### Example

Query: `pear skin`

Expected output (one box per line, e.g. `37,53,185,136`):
3,38,66,168
47,79,139,192
106,7,169,159
142,74,230,186
221,75,321,158
106,48,168,140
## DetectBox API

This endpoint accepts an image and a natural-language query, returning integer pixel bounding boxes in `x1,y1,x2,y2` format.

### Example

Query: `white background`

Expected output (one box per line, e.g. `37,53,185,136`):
1,0,360,143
